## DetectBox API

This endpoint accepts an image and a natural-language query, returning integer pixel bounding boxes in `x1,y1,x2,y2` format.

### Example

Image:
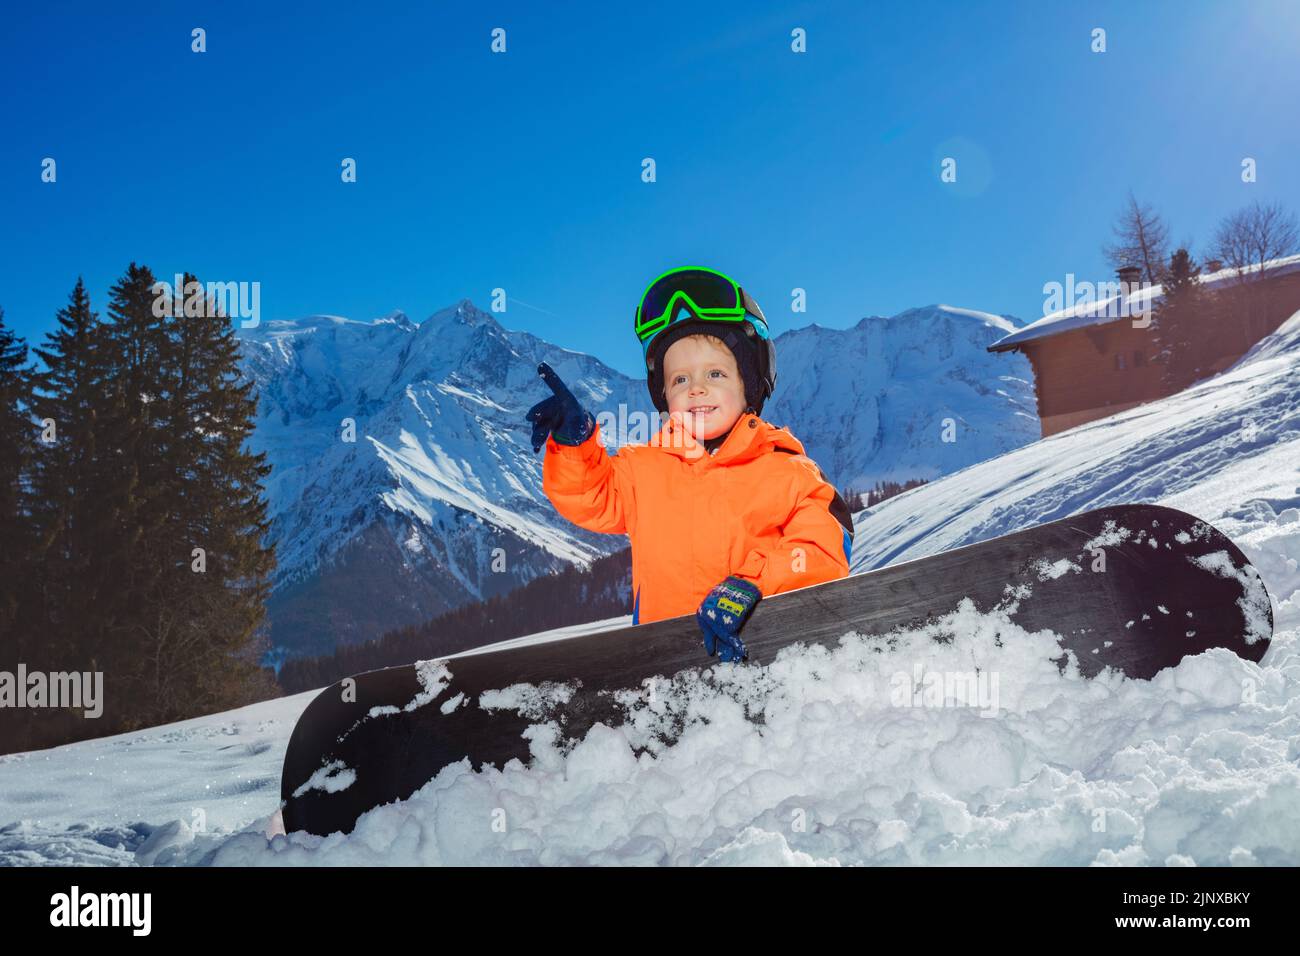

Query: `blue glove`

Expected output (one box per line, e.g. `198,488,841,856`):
527,362,595,452
697,576,761,663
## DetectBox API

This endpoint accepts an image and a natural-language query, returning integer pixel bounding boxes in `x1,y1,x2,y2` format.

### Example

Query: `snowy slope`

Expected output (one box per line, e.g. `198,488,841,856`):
1,313,1296,866
848,310,1300,595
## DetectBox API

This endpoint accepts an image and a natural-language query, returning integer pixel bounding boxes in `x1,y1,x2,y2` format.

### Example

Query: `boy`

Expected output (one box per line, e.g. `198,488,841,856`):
527,266,853,662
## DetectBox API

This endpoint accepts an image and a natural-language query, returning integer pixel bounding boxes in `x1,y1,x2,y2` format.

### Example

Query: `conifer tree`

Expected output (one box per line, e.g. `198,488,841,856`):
29,278,124,672
1153,249,1207,391
0,308,37,655
131,273,277,724
16,268,277,746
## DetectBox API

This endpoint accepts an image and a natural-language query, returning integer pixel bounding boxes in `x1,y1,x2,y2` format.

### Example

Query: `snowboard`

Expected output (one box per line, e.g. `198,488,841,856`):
279,504,1273,837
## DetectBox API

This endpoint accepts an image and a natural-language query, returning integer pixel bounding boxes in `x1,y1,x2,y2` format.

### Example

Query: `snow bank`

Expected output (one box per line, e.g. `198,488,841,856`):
0,692,313,866
169,598,1298,867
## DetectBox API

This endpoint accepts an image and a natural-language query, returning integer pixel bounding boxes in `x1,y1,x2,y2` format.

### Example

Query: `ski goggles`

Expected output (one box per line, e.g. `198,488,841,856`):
634,267,768,353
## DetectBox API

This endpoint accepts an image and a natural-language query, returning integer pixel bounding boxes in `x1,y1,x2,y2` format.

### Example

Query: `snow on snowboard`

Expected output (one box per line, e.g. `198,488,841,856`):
279,504,1272,837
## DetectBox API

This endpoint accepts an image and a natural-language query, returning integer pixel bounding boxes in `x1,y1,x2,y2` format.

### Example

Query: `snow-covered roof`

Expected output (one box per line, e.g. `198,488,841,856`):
988,253,1300,352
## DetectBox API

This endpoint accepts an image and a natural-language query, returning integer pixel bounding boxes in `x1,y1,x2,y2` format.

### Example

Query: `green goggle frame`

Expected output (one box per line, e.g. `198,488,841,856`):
634,267,767,359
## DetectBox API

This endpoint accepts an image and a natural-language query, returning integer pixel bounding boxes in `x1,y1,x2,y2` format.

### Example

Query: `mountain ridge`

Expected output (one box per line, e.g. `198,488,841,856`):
237,299,1036,657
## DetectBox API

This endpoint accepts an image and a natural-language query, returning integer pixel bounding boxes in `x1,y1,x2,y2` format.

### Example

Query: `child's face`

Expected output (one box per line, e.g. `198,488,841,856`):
661,336,747,440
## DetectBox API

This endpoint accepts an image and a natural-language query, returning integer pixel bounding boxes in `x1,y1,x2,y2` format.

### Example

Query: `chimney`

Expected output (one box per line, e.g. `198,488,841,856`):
1117,265,1142,296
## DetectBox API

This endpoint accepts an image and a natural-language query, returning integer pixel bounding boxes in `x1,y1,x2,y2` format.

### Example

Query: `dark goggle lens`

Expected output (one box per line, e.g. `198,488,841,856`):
638,270,740,334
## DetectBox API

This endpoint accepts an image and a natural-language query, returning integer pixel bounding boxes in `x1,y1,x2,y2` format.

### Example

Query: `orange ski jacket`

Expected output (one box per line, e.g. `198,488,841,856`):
543,410,854,625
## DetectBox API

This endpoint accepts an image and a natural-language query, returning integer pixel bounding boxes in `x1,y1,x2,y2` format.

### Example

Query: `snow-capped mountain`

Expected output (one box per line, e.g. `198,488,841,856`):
238,302,651,657
238,300,1037,658
765,304,1038,492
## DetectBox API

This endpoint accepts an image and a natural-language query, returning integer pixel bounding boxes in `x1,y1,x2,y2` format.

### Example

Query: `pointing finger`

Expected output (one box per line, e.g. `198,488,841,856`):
537,362,569,397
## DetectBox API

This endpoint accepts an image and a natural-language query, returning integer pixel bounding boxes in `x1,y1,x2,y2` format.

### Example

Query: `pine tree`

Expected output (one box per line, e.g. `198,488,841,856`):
15,269,278,748
0,308,37,655
1153,249,1207,391
129,274,277,725
29,278,124,672
56,263,173,728
107,262,168,627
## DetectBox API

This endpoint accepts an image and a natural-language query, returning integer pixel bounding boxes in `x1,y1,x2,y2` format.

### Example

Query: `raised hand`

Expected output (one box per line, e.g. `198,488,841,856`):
527,362,595,452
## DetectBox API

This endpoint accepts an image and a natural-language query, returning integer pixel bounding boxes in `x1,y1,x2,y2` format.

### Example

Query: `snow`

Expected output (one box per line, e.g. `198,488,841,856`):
2,312,1297,867
0,691,314,866
990,253,1300,351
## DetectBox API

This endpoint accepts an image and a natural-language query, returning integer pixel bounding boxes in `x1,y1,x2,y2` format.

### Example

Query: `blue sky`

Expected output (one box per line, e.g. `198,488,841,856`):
3,0,1298,379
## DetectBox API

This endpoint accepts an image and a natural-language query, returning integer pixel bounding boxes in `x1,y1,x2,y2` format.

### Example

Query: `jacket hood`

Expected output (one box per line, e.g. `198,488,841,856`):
645,410,805,466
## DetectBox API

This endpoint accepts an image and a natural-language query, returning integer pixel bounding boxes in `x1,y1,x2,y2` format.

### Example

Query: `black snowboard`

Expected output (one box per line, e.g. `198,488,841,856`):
279,504,1272,836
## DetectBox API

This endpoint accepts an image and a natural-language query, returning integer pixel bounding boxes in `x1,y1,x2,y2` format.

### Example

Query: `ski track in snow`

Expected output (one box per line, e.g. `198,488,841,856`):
2,314,1299,867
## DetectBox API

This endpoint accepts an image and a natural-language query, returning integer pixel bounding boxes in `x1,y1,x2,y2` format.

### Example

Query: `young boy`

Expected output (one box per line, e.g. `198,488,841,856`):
527,266,853,662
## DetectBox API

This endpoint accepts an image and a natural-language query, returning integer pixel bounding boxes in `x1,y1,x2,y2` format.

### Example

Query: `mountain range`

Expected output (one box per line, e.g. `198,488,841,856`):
237,300,1036,658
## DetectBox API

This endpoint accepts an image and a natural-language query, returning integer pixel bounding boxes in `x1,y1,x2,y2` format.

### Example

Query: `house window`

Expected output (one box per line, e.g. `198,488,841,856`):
1115,352,1128,371
1133,349,1146,367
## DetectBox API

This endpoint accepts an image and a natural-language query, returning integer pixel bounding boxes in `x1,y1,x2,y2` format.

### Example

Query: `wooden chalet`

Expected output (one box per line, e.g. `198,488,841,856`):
988,255,1300,436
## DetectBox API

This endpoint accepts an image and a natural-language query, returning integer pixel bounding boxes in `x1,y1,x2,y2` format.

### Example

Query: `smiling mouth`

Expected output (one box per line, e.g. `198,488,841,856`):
688,406,718,415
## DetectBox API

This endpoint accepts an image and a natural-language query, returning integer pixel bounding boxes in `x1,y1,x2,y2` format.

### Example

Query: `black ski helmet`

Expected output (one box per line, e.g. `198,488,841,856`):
634,267,777,416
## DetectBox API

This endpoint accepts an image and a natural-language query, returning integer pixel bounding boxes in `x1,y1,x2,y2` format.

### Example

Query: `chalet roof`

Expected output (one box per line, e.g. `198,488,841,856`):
988,253,1300,353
